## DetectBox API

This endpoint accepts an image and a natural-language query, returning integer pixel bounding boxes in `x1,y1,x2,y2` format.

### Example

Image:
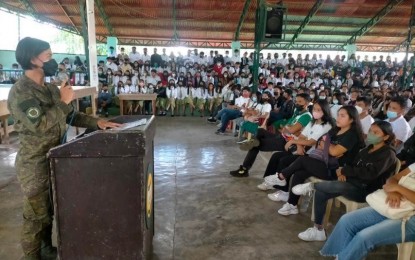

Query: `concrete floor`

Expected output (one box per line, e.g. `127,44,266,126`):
0,116,397,260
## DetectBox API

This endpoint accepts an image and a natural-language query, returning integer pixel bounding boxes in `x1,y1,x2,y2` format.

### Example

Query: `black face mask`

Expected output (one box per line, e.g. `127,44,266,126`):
42,59,58,76
295,104,304,111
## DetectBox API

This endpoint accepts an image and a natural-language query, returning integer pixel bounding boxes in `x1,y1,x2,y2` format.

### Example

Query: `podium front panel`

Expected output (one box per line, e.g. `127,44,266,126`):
49,115,155,260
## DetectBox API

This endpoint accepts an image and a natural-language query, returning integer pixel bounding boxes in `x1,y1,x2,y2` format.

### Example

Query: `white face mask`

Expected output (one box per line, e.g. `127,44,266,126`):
355,105,363,115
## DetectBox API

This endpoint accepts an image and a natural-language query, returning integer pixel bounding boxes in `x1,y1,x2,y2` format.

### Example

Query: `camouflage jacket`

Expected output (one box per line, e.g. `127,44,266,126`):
8,75,99,158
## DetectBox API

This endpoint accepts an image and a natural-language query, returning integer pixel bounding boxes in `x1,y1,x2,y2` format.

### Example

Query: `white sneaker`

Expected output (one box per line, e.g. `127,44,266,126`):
292,182,314,196
264,174,287,186
267,191,289,202
298,227,326,241
216,123,222,128
257,181,275,191
277,202,299,216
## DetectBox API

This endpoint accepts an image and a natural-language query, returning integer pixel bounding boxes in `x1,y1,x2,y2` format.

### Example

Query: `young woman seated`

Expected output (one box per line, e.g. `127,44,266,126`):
293,121,397,242
257,100,334,203
237,92,273,142
264,106,365,216
319,163,415,260
229,93,312,177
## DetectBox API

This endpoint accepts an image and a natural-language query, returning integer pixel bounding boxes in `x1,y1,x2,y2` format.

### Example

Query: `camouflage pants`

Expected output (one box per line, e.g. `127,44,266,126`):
16,156,53,258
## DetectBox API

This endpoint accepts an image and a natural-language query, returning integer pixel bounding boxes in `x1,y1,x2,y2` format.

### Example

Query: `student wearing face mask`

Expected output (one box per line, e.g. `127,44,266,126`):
215,87,253,135
106,69,114,86
258,100,334,198
265,106,365,216
8,37,121,260
355,96,375,140
238,92,273,142
295,121,397,242
230,93,312,177
330,93,345,120
131,70,139,86
98,67,107,84
98,83,113,117
309,89,318,104
165,80,177,117
385,96,412,152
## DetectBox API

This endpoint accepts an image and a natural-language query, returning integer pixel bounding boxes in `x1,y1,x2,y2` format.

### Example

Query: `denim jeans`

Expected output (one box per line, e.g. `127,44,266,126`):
219,109,242,132
313,181,368,225
320,207,415,260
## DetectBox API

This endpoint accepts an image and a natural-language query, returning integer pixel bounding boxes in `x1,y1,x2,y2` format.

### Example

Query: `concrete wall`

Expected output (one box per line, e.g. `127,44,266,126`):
0,50,107,69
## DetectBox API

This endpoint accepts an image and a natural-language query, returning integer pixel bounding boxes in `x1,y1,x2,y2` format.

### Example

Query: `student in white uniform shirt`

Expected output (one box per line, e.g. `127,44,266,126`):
355,96,375,140
129,47,141,63
133,80,145,114
238,92,273,141
385,96,412,152
185,82,197,116
195,81,207,117
131,71,140,86
176,81,188,116
215,87,253,134
330,93,345,120
165,80,177,117
206,83,217,118
257,99,334,194
123,79,137,114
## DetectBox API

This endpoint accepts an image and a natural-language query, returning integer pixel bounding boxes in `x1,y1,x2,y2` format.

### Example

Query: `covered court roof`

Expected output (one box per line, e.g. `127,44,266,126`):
1,0,414,52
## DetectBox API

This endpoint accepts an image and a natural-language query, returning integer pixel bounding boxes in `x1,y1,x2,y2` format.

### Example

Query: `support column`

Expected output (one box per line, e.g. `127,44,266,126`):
86,0,98,90
252,0,264,93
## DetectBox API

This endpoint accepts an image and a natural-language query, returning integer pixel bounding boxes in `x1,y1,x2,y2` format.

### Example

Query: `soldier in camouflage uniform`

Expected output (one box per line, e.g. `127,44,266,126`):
8,37,121,260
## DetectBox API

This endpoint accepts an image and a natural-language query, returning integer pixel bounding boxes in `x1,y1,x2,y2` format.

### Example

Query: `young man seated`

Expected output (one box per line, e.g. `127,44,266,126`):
215,87,253,135
98,83,113,117
355,96,374,140
385,96,412,152
229,93,312,177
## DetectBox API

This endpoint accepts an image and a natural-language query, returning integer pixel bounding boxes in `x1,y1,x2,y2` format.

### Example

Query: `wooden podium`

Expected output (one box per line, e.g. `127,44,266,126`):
48,115,155,260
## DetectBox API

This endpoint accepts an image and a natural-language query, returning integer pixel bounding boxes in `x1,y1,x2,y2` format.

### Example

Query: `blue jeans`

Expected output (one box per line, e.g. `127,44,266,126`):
314,181,368,225
219,109,242,132
320,207,415,260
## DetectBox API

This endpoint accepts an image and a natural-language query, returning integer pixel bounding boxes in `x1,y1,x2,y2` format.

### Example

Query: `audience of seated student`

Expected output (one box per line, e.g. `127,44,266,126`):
293,121,397,242
229,93,312,177
264,106,365,216
257,100,334,203
385,96,412,151
238,92,273,142
355,96,375,139
319,164,415,259
267,89,295,127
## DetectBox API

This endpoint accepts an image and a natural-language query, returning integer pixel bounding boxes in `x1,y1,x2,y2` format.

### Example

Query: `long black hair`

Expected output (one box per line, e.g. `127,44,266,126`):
331,105,365,146
312,99,335,127
371,121,396,146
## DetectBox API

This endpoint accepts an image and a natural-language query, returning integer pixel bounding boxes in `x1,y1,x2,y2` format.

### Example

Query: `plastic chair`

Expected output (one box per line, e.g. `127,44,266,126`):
308,177,333,227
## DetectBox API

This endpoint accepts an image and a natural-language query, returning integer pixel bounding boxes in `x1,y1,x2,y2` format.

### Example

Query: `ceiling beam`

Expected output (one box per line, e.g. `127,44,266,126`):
287,0,324,49
234,0,253,41
345,0,404,46
94,0,114,36
1,1,79,34
54,0,80,34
